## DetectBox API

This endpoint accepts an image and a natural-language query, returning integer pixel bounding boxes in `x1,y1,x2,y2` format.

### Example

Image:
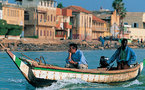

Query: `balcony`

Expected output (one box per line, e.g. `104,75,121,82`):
64,22,72,29
62,9,72,16
92,26,107,32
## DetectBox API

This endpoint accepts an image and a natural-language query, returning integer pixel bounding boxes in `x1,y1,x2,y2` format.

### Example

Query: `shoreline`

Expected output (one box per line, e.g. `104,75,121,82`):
0,38,145,52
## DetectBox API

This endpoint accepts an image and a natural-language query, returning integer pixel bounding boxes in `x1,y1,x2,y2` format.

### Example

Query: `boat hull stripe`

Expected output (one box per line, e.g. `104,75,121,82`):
33,67,137,75
15,57,21,67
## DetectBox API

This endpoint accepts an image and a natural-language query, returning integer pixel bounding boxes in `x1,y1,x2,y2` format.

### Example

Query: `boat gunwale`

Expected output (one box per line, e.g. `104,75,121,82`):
32,64,140,74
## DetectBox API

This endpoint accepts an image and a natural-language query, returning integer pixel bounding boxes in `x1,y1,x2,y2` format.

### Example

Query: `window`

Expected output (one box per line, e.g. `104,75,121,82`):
132,23,139,28
82,16,83,26
51,14,53,21
54,16,55,22
7,8,9,16
89,17,91,27
40,1,42,6
14,10,16,17
40,30,42,36
17,11,19,17
48,15,49,21
44,30,46,36
24,11,29,20
40,15,42,22
87,16,88,27
47,31,49,36
143,23,145,29
44,2,47,6
50,31,51,36
10,10,12,16
41,15,43,20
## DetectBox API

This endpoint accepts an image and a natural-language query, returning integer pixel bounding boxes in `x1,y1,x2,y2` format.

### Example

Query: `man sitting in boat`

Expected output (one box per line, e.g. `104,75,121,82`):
106,38,136,69
65,43,88,69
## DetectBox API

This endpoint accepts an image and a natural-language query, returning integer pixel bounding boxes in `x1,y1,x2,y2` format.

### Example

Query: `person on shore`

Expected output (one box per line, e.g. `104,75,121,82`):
105,38,136,70
65,43,88,69
141,38,143,43
99,36,105,47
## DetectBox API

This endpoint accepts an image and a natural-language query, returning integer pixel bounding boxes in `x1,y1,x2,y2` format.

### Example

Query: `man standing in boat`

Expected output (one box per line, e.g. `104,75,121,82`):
106,38,136,69
65,43,88,69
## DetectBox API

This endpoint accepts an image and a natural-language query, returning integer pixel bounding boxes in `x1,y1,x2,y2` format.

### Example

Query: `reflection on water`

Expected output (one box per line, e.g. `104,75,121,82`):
0,49,145,90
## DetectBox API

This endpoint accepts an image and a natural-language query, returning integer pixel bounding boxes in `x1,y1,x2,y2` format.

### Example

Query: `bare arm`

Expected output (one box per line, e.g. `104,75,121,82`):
68,52,78,65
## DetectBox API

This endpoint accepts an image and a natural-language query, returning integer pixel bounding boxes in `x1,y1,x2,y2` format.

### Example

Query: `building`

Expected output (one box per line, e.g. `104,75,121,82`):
65,6,106,41
55,8,72,39
122,12,145,40
16,0,57,39
123,12,145,29
92,10,120,37
0,0,24,39
92,15,107,40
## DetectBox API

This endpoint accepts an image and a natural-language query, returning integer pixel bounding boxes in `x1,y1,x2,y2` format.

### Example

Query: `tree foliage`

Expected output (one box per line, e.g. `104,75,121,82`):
57,3,64,8
0,19,8,35
112,0,126,19
6,24,23,36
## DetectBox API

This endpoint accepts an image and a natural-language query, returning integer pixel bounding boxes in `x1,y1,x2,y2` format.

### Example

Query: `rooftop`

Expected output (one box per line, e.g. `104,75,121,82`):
65,5,106,23
65,5,91,14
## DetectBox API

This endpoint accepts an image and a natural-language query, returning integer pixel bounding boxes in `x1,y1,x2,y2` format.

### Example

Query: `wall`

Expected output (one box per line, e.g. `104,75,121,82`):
111,10,120,26
129,28,145,41
37,26,55,39
24,2,56,40
77,12,92,40
2,6,24,26
24,25,34,36
123,12,144,29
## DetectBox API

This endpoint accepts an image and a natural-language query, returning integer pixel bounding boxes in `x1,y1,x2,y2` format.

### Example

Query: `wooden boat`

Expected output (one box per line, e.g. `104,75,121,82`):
6,50,144,87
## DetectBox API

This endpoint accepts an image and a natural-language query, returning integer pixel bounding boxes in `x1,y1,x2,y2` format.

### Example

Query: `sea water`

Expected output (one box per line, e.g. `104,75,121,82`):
0,49,145,90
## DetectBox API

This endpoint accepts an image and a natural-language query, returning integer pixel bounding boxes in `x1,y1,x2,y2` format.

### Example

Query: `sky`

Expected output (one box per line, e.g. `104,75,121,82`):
9,0,145,12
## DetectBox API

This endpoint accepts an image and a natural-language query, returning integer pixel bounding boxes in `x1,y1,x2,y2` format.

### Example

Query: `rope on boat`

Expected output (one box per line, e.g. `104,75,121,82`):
20,53,47,66
40,56,46,65
35,58,42,65
21,53,35,61
35,56,46,65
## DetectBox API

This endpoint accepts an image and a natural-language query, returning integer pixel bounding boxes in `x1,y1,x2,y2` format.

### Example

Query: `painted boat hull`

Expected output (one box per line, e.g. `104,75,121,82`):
6,50,144,87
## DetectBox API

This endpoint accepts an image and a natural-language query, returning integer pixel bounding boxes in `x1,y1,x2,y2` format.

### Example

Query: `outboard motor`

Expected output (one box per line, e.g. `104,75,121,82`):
99,56,109,68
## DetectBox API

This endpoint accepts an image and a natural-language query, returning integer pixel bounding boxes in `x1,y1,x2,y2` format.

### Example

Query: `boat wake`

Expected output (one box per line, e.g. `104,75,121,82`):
123,79,143,87
36,78,88,90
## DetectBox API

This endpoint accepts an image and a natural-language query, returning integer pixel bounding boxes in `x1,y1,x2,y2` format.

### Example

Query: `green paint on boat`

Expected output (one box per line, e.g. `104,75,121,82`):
15,57,21,67
33,67,135,75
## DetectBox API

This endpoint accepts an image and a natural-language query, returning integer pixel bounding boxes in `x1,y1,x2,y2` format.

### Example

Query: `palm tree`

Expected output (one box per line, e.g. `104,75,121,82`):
112,0,127,37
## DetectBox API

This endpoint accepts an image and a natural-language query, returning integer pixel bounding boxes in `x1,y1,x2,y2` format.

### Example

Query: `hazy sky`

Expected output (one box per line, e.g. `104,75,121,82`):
9,0,145,12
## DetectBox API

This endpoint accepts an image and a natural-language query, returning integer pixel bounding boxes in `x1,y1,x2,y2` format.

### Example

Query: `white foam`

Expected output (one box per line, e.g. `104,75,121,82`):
123,79,143,87
36,78,87,90
8,78,25,83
